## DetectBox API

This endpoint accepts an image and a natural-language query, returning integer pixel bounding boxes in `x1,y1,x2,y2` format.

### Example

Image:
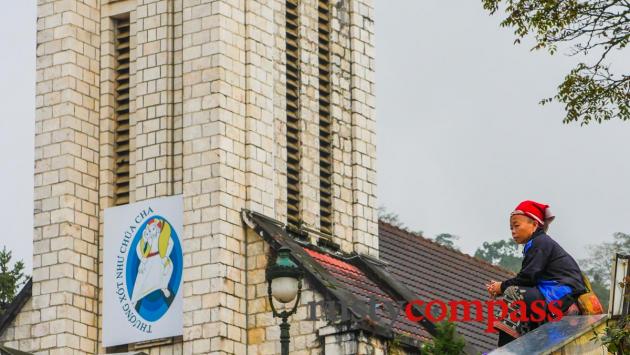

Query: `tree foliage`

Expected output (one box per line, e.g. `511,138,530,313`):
377,206,423,236
474,239,523,273
482,0,629,125
434,233,461,251
421,321,467,355
377,207,465,251
377,205,404,228
0,246,27,313
592,315,630,355
579,232,630,310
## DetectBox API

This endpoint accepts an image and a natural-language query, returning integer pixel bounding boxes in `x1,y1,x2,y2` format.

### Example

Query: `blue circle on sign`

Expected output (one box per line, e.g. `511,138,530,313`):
126,215,182,322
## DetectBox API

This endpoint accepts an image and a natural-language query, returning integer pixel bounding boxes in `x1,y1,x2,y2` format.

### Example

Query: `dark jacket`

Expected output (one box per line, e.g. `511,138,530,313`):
500,229,586,296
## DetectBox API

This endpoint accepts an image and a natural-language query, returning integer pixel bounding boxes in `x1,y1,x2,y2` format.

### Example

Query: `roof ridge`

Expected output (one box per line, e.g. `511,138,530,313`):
378,220,516,276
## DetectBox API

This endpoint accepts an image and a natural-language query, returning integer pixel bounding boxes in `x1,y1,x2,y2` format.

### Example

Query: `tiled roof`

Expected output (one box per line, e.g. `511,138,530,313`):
243,210,440,351
379,221,516,353
299,222,516,353
244,210,490,354
304,248,431,342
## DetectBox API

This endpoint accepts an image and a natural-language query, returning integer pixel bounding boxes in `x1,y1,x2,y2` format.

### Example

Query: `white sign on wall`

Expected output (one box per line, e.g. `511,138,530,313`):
103,195,184,346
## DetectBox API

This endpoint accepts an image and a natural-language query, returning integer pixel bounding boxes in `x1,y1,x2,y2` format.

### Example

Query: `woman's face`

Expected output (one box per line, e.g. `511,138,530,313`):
510,214,538,244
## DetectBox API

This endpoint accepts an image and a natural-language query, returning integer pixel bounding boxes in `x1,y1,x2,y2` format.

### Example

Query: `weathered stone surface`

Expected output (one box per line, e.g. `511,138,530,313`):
5,0,379,353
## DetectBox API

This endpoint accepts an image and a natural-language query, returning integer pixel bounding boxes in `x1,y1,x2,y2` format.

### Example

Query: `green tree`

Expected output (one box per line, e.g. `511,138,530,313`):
474,239,523,273
593,315,630,355
377,206,423,236
482,0,629,125
377,208,461,250
434,233,461,251
421,321,467,355
579,232,630,310
377,205,404,229
0,246,27,313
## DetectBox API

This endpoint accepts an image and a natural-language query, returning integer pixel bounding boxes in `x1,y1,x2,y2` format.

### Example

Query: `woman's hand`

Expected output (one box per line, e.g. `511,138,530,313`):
485,280,502,298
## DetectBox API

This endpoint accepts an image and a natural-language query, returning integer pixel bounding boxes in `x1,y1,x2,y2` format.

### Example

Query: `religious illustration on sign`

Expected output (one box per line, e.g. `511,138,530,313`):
104,195,183,346
127,215,182,321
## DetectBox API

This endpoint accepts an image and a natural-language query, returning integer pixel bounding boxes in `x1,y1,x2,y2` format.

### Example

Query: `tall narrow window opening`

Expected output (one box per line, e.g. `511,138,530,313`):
114,17,131,205
286,0,301,229
318,0,332,234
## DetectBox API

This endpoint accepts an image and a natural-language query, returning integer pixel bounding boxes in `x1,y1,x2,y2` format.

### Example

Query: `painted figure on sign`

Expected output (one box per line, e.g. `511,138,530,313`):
131,218,174,305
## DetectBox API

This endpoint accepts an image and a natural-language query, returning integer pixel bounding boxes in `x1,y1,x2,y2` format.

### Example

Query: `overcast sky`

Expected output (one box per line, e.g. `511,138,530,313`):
374,1,629,260
1,1,628,273
0,3,36,271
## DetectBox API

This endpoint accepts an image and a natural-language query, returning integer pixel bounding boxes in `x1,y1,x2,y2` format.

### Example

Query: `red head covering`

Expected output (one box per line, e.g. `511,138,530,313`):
511,200,554,226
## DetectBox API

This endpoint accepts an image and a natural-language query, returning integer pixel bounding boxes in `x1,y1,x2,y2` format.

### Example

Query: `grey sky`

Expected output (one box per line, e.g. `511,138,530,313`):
1,1,628,273
0,3,35,271
375,1,630,260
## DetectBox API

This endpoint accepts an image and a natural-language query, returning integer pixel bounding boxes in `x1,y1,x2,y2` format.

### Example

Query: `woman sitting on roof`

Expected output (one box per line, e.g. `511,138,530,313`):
485,200,587,346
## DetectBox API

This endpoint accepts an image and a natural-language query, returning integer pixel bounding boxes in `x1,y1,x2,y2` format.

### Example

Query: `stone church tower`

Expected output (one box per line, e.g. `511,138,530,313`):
1,0,378,353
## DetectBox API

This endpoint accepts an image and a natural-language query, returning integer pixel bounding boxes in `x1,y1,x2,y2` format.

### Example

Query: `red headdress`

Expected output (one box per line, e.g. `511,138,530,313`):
511,200,555,226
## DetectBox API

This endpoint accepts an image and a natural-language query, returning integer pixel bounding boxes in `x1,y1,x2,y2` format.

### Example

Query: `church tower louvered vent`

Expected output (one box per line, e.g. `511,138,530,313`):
318,0,332,234
113,17,131,206
286,0,301,229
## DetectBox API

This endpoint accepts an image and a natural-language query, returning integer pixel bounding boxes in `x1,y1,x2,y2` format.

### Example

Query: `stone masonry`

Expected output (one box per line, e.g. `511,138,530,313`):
99,0,185,353
1,0,378,353
20,0,102,353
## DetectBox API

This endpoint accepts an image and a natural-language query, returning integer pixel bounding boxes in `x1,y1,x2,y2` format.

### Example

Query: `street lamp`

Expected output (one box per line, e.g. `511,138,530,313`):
266,247,303,355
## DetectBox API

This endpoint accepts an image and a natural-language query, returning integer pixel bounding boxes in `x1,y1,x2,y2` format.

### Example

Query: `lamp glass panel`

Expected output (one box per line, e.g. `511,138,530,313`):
271,276,298,303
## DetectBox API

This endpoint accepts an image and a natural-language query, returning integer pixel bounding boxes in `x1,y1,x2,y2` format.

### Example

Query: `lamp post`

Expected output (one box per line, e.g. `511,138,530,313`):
266,247,303,355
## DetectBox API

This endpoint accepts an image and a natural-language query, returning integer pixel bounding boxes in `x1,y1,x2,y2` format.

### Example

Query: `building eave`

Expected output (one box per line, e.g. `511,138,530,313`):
0,279,32,339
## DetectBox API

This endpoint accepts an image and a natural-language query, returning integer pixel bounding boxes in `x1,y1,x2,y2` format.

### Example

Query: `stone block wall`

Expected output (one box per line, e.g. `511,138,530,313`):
0,299,36,350
245,229,329,355
347,0,378,256
321,327,390,355
294,0,321,230
132,0,183,201
180,0,250,352
26,0,103,353
12,0,380,354
31,0,102,353
329,0,377,257
98,0,185,353
246,0,379,353
270,0,378,256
